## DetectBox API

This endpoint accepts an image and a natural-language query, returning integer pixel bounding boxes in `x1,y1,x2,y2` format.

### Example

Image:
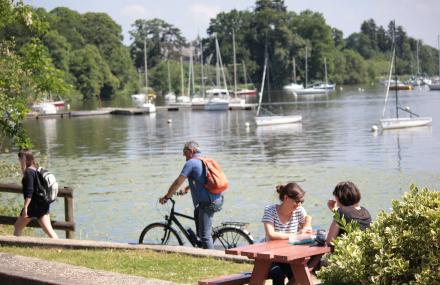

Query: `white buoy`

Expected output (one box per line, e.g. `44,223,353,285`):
167,119,172,124
371,125,378,132
245,122,250,127
66,104,71,110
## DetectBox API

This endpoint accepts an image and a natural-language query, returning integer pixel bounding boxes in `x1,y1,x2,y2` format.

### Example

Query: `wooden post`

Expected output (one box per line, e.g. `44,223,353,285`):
65,196,74,239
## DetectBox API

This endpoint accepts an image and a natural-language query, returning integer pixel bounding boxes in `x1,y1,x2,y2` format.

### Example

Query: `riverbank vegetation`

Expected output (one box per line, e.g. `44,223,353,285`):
2,0,439,102
0,246,252,283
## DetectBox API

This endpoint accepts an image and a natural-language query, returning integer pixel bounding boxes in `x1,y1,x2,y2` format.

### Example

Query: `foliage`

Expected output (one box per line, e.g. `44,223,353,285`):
0,247,252,283
318,185,440,285
129,18,186,69
0,0,68,149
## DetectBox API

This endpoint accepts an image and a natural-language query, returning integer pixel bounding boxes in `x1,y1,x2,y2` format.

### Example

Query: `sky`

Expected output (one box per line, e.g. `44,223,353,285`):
25,0,440,48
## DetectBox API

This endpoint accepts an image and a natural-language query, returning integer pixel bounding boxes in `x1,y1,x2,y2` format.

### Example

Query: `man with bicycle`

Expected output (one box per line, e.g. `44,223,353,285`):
160,141,223,249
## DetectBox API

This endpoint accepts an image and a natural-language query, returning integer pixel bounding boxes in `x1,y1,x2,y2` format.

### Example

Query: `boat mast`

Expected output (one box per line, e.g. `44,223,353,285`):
200,40,205,98
180,56,184,97
215,35,229,96
438,34,440,77
416,40,420,76
305,46,308,88
292,57,296,83
233,30,237,98
144,39,148,102
393,23,399,119
187,44,194,98
215,35,220,88
257,38,269,117
242,61,247,87
167,57,172,94
324,57,328,89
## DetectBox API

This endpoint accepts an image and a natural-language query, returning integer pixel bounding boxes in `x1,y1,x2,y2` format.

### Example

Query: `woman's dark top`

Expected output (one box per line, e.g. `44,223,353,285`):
22,168,49,218
337,206,371,235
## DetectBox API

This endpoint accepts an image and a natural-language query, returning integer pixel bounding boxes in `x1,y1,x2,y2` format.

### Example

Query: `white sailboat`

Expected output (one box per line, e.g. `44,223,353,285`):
379,29,431,130
132,39,156,113
229,30,246,108
255,45,302,126
191,41,209,110
204,35,229,111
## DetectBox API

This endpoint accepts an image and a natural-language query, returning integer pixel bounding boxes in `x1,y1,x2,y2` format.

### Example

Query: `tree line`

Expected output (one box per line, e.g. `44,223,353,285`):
1,0,439,102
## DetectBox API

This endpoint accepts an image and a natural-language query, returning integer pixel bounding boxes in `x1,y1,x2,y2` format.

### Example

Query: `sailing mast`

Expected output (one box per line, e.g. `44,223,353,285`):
144,39,148,103
200,40,205,98
233,30,237,98
305,46,308,88
180,56,184,97
257,38,269,117
324,57,328,91
393,23,399,119
292,57,297,83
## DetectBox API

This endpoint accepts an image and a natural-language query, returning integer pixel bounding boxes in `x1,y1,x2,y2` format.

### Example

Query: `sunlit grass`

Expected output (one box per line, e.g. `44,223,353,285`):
0,246,252,284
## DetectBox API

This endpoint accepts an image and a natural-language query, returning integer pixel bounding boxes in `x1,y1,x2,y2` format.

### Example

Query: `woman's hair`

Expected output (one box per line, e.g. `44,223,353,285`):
333,181,361,206
276,182,305,202
18,149,37,168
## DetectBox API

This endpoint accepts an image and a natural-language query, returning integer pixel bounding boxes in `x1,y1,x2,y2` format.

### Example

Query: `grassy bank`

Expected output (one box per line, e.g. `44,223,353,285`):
0,246,252,284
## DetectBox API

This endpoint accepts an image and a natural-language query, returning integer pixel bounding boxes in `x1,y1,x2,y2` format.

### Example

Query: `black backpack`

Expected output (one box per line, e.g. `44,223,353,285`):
35,167,59,204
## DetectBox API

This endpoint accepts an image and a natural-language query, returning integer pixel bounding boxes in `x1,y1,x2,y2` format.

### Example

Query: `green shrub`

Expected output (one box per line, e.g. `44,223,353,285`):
318,185,440,285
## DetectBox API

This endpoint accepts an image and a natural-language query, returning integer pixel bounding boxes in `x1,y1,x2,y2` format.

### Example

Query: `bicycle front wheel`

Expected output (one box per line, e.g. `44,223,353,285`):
139,222,183,246
212,227,254,250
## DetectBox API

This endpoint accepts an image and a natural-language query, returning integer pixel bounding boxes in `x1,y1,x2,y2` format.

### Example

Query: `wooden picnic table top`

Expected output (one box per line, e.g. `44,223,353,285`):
226,239,331,262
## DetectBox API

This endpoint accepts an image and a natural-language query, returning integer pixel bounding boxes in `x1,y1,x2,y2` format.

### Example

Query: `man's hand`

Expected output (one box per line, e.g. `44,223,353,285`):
159,195,169,204
328,199,337,211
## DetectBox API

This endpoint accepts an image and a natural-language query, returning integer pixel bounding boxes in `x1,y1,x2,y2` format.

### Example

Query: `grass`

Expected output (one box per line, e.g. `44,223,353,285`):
0,246,252,284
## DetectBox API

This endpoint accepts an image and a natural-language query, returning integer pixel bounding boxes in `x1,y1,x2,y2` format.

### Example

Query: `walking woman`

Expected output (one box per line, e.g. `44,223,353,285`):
262,182,312,285
14,149,58,238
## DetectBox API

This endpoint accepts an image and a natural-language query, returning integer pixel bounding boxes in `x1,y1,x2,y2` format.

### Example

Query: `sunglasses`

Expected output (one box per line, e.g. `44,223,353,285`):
289,196,304,204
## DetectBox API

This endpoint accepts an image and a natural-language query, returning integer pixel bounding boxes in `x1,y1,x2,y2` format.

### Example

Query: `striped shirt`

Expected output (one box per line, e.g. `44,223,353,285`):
261,204,307,233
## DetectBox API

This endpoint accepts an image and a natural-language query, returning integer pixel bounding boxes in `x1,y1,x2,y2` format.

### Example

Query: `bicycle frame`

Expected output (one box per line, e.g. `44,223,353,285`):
165,198,200,247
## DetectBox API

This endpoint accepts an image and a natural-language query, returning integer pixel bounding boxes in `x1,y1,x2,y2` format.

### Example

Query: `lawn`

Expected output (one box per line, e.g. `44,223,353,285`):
0,245,252,284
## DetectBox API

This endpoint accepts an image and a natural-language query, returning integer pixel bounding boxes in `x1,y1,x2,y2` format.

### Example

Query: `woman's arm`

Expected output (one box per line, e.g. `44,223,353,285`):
298,215,313,233
264,222,290,240
22,198,31,217
326,220,340,245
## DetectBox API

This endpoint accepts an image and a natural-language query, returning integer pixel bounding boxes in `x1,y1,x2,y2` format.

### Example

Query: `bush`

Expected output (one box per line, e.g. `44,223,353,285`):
318,185,440,285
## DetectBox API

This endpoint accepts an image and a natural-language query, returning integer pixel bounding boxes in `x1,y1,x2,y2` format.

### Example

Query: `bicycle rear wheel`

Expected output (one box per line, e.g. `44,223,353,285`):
212,227,254,250
139,222,183,245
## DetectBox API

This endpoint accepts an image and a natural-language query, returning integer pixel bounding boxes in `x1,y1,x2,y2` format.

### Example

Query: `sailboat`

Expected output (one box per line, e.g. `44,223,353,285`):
132,39,156,113
164,57,176,104
204,35,229,111
228,30,246,108
379,25,431,130
255,43,302,126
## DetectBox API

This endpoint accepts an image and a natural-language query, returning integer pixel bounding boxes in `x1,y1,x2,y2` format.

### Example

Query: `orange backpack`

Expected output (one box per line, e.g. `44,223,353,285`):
197,157,229,194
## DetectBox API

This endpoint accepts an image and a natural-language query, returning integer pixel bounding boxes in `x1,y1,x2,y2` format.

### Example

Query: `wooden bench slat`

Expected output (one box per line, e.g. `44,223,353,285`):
198,272,251,285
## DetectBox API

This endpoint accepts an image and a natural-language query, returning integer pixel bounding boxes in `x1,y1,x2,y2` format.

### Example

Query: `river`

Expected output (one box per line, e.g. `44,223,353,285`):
1,85,439,242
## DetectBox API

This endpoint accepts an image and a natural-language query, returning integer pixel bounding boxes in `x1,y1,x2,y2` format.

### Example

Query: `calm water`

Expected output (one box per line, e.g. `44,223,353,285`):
1,85,439,242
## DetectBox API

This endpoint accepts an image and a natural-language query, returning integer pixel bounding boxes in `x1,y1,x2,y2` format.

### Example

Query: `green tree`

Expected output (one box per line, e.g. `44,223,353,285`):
68,45,118,100
129,18,186,70
48,7,85,49
0,0,67,149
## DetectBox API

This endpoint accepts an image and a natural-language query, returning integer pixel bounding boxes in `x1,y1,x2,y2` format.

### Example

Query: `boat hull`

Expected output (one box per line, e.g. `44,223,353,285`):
380,117,432,130
255,115,302,126
204,98,229,111
428,84,440,90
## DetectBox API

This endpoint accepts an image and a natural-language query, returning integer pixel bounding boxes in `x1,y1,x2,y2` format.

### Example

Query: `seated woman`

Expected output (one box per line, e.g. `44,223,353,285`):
261,182,312,285
326,181,372,243
309,181,372,272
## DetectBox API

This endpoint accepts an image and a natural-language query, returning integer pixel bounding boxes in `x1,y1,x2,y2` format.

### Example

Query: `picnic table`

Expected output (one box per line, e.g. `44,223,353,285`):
224,239,331,285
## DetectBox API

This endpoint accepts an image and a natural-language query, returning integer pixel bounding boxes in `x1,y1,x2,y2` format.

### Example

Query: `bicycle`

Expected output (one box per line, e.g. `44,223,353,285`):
139,196,254,249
